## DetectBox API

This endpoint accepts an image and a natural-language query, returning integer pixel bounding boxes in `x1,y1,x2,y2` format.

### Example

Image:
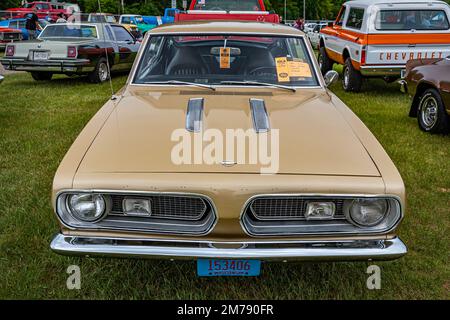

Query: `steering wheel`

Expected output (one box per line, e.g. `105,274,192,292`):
210,6,224,10
248,66,277,76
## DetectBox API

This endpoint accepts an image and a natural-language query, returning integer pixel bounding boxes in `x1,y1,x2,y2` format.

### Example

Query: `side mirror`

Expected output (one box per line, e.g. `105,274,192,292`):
327,22,334,27
0,75,4,84
324,70,339,87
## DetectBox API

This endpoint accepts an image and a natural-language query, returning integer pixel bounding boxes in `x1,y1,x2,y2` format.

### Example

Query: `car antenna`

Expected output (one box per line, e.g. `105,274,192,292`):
97,0,116,100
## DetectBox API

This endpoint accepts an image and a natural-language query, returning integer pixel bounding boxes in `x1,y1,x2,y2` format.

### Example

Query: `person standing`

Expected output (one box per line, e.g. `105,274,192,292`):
26,8,40,40
56,13,67,23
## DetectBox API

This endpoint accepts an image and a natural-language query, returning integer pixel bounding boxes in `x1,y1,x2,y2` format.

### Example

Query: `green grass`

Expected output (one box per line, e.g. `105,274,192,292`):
0,71,449,299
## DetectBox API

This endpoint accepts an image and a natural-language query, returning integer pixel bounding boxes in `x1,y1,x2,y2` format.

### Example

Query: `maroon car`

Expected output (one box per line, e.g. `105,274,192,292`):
402,57,450,134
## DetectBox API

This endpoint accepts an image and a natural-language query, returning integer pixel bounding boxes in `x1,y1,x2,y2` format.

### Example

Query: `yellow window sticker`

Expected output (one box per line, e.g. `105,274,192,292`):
220,47,231,69
288,61,312,78
275,57,290,82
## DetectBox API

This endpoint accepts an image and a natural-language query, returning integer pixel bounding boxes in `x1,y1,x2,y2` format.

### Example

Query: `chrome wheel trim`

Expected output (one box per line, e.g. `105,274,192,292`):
420,96,438,128
99,62,109,82
343,66,350,88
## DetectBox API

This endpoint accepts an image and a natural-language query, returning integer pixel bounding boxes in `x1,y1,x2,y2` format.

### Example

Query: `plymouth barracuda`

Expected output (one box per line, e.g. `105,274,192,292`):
50,21,407,276
1,23,140,83
401,56,450,133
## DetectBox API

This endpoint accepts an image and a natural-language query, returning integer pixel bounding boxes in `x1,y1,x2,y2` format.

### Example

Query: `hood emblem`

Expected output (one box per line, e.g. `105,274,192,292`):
221,160,237,167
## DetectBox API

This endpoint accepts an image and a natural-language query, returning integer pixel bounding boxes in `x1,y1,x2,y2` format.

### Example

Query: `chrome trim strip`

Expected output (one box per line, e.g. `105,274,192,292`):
50,234,407,261
54,189,219,236
239,193,404,237
249,98,270,133
185,98,204,132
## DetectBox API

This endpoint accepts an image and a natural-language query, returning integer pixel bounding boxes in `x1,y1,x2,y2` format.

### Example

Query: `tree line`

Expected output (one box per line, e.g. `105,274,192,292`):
1,0,450,21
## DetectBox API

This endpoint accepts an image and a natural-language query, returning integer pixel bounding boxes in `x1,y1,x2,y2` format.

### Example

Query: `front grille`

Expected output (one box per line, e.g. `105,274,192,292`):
250,197,345,220
56,192,217,236
110,195,207,220
242,195,356,236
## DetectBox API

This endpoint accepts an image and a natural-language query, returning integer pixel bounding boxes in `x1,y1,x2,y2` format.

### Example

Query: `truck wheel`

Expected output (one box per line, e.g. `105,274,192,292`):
318,46,333,75
342,58,363,92
31,72,53,81
417,88,449,134
88,57,110,83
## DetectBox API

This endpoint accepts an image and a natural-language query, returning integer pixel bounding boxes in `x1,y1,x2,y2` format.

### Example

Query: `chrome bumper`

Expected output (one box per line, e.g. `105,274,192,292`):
50,234,407,261
0,58,93,73
360,65,404,77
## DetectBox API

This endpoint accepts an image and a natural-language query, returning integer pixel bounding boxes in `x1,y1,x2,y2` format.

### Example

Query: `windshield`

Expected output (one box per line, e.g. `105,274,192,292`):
193,0,262,11
39,25,98,39
376,9,449,30
133,35,318,87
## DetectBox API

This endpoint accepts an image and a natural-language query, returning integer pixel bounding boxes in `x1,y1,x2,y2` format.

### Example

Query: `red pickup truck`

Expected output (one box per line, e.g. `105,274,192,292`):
6,1,67,21
175,0,280,23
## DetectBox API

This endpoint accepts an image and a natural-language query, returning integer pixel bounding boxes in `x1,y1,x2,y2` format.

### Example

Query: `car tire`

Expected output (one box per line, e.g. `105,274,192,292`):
88,57,110,83
417,88,449,134
318,46,333,75
342,58,363,92
31,72,53,81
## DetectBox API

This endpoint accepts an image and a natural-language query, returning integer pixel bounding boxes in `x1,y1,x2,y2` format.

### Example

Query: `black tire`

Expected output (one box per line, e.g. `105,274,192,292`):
318,46,333,75
342,58,363,92
88,57,110,83
30,72,53,81
417,88,449,134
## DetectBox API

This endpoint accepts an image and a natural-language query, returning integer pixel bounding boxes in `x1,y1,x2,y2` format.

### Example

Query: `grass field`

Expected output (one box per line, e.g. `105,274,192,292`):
0,70,449,300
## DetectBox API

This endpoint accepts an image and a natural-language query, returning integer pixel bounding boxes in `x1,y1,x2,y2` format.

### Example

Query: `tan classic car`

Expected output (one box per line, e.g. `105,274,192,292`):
50,21,407,276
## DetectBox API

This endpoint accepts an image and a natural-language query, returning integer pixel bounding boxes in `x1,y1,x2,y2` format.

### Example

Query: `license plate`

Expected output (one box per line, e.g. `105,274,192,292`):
33,51,48,61
197,259,261,276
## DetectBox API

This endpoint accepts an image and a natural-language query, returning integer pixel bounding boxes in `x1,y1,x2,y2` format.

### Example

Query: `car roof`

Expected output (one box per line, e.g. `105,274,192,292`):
343,0,448,7
150,21,305,36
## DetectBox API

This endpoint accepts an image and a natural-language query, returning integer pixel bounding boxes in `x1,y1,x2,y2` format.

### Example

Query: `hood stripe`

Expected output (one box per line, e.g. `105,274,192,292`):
186,98,204,132
250,98,270,133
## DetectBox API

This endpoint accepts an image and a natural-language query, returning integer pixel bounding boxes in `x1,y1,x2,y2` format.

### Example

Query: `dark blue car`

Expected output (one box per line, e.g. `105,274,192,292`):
0,18,49,40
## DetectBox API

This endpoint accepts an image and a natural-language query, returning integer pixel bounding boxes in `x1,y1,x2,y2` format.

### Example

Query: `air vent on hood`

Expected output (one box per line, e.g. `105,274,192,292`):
250,98,270,133
186,98,204,132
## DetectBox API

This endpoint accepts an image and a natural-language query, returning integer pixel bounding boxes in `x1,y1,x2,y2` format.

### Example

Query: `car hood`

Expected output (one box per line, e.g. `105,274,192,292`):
77,87,380,177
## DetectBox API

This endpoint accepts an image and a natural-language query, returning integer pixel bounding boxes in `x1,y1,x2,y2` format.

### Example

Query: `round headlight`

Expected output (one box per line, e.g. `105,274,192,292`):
68,194,106,222
347,198,388,227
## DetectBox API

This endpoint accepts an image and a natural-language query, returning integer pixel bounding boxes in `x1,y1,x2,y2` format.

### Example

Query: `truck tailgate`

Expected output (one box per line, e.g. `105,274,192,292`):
176,12,279,23
366,33,450,65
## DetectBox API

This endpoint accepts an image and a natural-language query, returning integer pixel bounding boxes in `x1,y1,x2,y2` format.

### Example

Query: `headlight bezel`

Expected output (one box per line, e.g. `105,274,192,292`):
67,193,107,222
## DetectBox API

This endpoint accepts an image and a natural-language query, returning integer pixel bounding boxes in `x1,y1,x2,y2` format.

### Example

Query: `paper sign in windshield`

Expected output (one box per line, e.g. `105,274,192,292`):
220,47,231,69
275,57,290,82
288,61,312,78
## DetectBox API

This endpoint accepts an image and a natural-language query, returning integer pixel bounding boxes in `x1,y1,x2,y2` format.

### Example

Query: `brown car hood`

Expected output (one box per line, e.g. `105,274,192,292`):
77,87,380,177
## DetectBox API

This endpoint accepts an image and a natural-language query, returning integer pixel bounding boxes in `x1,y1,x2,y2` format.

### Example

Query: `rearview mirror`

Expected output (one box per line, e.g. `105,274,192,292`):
324,70,339,87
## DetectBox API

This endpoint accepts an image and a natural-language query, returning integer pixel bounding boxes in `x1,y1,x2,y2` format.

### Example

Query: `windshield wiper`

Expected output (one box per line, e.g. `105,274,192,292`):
220,80,296,92
143,80,216,91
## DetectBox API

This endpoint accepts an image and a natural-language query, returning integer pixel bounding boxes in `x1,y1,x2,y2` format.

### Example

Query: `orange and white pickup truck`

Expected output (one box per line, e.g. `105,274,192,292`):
318,0,450,92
